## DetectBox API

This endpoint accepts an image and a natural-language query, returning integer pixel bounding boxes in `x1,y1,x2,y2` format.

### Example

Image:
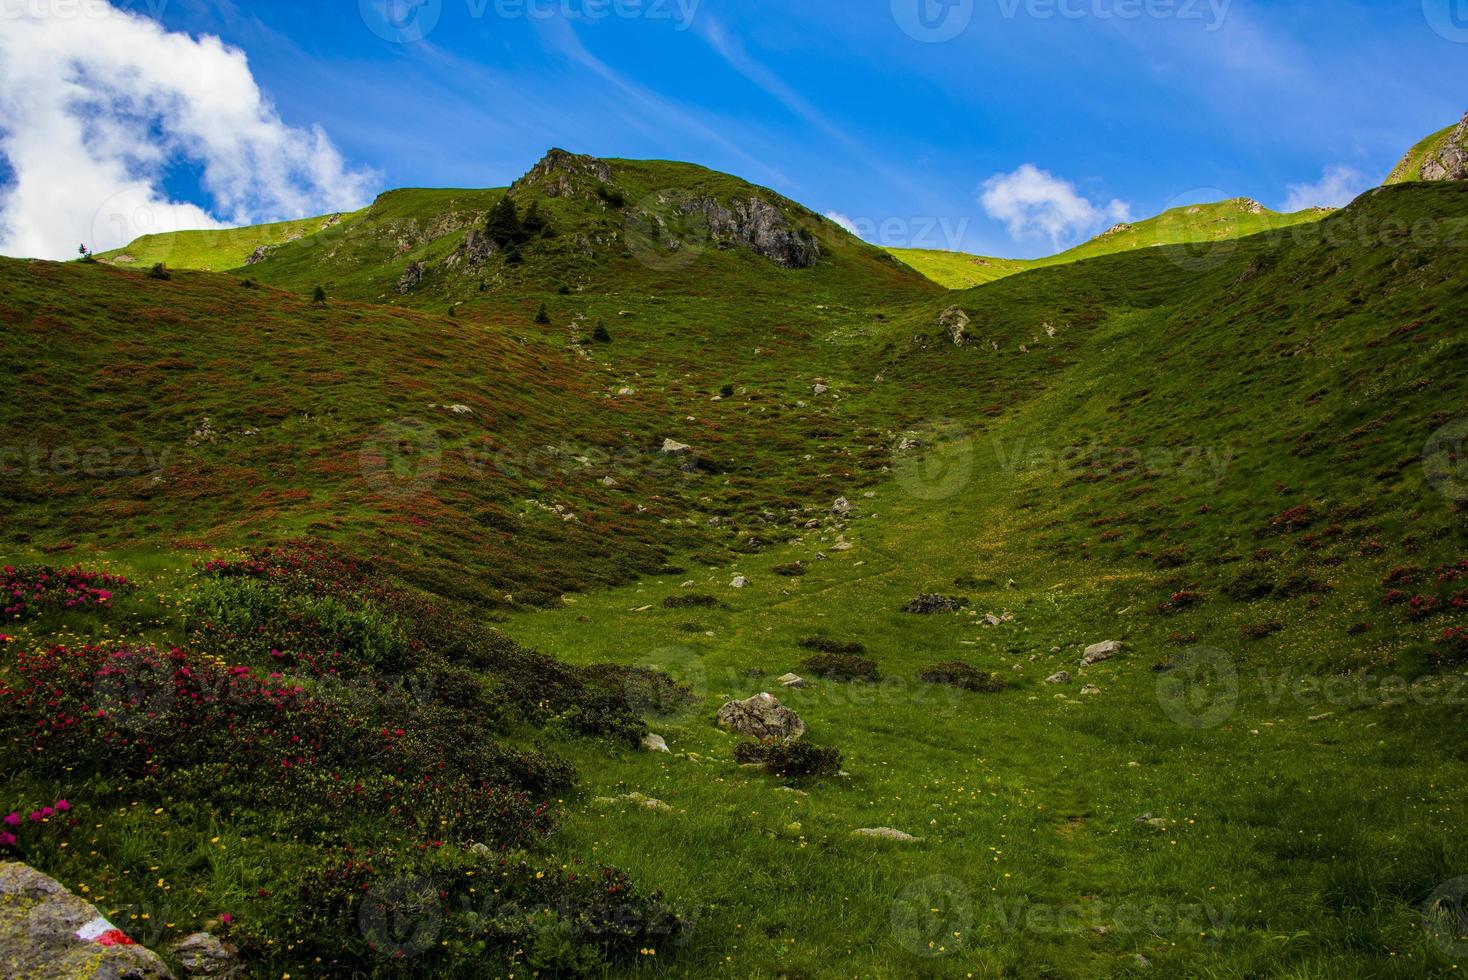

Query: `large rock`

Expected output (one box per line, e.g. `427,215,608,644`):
1082,640,1124,665
172,932,242,977
512,148,614,198
681,196,821,268
398,260,427,294
716,692,805,740
0,862,174,978
939,306,971,345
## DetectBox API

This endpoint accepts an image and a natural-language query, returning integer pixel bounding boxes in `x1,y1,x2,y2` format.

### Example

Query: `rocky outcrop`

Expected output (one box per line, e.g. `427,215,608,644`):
1389,111,1468,184
939,306,971,345
172,932,242,977
245,244,278,265
680,196,821,268
398,260,427,294
512,148,614,198
0,862,174,978
716,692,805,740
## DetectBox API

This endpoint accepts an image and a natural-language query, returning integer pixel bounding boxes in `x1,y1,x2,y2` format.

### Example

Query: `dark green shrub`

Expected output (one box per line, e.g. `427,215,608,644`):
592,322,611,342
800,652,879,682
797,636,865,655
663,593,722,609
147,262,170,280
535,303,551,325
773,562,806,577
311,285,327,303
579,664,696,717
919,661,1004,693
903,593,969,614
734,738,842,777
1224,567,1275,601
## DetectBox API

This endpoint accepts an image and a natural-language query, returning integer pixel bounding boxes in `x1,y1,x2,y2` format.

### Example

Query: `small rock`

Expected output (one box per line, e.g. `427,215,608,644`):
594,793,672,814
642,733,670,753
1134,813,1169,831
660,437,692,455
1045,671,1072,685
446,404,473,415
172,932,242,978
730,575,749,589
813,383,830,395
831,537,853,552
852,827,922,842
1308,712,1334,723
602,476,618,487
831,497,853,516
1082,640,1124,665
777,673,806,688
1080,684,1101,696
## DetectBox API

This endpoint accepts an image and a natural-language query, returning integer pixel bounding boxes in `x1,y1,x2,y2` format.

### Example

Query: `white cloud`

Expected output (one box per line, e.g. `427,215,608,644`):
825,211,862,237
1282,165,1367,213
0,2,377,260
980,164,1132,249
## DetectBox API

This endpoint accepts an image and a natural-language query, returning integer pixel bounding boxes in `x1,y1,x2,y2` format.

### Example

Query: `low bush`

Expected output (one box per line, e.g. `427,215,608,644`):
902,594,968,614
800,653,879,682
662,593,722,609
797,636,865,655
1,565,132,620
918,661,1004,693
734,738,842,778
579,664,697,717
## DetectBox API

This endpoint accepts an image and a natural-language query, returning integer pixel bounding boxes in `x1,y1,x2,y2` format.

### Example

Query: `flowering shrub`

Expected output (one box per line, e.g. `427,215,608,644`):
1435,627,1468,665
1,565,132,620
1158,590,1206,614
0,798,72,850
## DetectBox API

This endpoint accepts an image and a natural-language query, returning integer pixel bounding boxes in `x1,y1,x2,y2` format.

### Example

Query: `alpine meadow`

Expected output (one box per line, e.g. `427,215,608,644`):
1,3,1468,978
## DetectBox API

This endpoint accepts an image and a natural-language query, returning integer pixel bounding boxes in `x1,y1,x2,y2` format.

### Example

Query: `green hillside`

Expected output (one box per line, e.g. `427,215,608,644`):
890,197,1329,288
3,147,1468,978
95,210,364,272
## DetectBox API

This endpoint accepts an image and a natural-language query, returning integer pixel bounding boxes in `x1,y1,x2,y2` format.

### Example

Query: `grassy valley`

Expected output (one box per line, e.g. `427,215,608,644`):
2,144,1467,978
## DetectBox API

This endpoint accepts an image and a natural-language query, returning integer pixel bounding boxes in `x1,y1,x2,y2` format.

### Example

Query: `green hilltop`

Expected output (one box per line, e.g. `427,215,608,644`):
889,196,1330,289
4,135,1468,978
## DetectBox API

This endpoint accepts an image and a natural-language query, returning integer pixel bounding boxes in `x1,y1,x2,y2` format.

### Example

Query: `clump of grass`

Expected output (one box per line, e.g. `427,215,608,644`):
918,661,1004,693
903,593,969,614
734,738,842,777
800,652,879,682
797,636,866,655
663,593,723,609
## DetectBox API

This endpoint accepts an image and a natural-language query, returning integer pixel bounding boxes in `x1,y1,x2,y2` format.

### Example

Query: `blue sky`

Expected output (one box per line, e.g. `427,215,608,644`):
2,0,1466,259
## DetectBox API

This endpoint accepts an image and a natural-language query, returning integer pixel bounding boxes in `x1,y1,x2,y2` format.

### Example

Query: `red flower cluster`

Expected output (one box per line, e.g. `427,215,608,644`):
1,565,131,620
1,798,73,848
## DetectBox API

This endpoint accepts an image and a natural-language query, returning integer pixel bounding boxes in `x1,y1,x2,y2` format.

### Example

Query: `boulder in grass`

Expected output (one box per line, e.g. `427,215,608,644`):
851,827,922,843
1082,640,1124,665
1045,671,1072,685
716,692,805,740
171,932,243,977
0,862,174,979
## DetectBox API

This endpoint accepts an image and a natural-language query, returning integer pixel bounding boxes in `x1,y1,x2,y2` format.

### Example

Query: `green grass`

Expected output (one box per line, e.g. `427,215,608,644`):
1386,113,1467,184
3,149,1468,977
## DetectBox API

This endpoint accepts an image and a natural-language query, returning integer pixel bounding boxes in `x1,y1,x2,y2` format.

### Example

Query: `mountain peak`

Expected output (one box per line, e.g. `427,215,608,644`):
512,148,614,198
1386,109,1468,184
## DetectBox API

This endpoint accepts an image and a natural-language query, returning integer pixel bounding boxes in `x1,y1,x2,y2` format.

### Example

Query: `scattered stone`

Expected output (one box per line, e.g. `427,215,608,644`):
1134,813,1169,831
715,692,805,740
602,476,618,487
778,673,806,688
730,575,749,589
172,932,242,978
851,827,922,843
830,537,853,552
660,438,692,455
642,733,670,753
1045,671,1072,685
1082,640,1124,665
0,862,175,979
813,382,830,395
1080,684,1101,696
831,497,853,516
446,404,473,415
594,793,673,814
1308,712,1334,723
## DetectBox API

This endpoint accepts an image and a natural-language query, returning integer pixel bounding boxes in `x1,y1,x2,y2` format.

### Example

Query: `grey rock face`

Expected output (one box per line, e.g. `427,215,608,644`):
715,692,805,740
512,148,614,198
939,306,971,345
0,862,175,979
1421,111,1468,182
245,244,277,265
398,260,427,294
681,196,821,268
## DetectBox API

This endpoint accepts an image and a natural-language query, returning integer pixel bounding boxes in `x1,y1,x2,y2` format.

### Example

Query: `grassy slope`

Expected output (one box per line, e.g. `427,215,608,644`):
94,211,364,272
890,198,1329,289
4,162,1468,977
